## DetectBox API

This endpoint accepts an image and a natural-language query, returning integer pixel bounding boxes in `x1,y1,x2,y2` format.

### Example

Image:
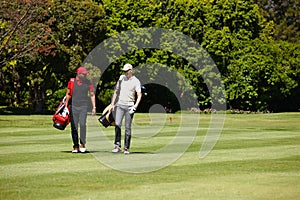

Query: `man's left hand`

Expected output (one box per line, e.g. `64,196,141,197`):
129,106,136,114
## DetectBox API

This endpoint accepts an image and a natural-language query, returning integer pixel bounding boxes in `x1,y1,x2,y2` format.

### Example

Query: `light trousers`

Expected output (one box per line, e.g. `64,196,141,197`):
114,105,134,149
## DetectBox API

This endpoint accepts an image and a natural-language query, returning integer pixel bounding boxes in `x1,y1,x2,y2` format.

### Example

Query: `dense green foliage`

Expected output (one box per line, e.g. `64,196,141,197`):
255,0,300,42
0,0,299,112
0,0,106,112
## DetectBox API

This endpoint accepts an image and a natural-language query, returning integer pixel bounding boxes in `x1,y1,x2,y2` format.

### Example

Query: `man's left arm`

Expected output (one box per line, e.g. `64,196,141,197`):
90,91,96,115
134,91,142,109
89,82,96,114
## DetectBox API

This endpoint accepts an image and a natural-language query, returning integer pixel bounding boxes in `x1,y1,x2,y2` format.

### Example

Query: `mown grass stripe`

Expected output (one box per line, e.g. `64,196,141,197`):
0,113,300,200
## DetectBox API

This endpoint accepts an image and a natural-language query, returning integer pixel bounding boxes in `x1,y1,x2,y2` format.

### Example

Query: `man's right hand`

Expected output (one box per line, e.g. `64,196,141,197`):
109,104,114,112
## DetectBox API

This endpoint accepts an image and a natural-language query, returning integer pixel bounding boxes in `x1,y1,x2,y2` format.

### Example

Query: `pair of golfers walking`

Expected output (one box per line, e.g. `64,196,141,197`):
65,64,142,154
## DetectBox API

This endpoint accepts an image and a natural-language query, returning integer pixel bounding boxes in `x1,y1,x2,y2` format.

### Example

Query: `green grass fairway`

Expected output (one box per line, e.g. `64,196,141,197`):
0,113,299,199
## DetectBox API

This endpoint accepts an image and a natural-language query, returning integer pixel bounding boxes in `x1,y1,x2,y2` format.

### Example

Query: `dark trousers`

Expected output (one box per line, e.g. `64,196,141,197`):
70,105,88,148
114,105,134,149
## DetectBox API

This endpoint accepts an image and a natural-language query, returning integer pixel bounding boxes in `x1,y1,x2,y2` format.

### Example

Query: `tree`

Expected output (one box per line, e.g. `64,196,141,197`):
202,0,263,74
97,0,211,110
254,0,300,42
0,0,52,107
2,0,299,112
0,0,106,112
43,0,106,112
225,39,300,111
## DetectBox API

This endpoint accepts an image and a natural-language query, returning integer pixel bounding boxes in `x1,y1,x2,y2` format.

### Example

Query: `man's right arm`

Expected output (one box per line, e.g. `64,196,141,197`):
65,88,71,107
110,82,120,112
64,79,72,107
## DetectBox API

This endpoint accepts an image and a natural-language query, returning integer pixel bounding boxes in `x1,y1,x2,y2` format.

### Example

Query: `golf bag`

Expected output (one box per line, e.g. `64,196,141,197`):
52,96,70,130
98,104,115,128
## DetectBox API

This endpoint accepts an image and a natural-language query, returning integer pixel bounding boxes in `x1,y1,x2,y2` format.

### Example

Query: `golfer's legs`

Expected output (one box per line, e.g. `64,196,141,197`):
114,106,124,147
124,110,133,150
70,106,79,148
79,106,88,145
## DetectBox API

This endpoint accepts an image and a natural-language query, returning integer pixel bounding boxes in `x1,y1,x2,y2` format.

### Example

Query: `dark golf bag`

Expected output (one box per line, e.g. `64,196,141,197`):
98,105,115,128
52,96,70,130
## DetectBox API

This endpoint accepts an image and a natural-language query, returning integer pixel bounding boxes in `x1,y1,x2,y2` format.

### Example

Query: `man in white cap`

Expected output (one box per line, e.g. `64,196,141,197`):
109,63,142,154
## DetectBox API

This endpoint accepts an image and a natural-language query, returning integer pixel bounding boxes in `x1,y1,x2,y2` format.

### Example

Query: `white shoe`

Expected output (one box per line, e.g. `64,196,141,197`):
72,148,79,153
80,144,86,153
112,146,121,153
80,147,86,153
124,148,130,154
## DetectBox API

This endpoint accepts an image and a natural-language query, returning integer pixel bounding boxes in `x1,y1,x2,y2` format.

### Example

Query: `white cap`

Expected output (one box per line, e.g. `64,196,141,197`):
122,63,133,71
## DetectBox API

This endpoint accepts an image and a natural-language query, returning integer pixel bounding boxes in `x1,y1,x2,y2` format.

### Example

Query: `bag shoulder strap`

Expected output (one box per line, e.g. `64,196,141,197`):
117,75,125,87
69,78,75,96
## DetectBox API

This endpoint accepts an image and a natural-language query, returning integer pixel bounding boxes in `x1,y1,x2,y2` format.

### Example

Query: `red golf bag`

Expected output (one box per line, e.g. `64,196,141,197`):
52,96,71,130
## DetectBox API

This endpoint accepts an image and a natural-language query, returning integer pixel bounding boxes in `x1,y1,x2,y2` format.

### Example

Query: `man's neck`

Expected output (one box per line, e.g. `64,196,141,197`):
126,74,133,79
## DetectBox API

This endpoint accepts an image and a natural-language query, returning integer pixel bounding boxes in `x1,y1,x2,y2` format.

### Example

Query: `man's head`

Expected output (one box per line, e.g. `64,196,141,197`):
122,64,133,78
122,63,133,72
76,66,88,79
76,66,88,74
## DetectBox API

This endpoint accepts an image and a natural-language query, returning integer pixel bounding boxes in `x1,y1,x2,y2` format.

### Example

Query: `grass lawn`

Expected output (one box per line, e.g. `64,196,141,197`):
0,112,299,200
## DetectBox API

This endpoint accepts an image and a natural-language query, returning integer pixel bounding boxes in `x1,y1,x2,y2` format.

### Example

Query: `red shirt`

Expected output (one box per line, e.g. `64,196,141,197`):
67,77,94,94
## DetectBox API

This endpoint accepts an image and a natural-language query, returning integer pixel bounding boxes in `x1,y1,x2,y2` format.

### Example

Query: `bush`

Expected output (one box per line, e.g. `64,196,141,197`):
45,88,67,111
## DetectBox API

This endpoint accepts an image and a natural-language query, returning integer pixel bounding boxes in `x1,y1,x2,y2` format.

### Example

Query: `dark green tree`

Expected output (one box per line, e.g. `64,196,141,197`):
225,39,300,111
254,0,300,42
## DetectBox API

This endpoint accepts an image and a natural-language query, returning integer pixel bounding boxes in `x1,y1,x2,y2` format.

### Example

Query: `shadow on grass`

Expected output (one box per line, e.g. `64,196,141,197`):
60,150,155,154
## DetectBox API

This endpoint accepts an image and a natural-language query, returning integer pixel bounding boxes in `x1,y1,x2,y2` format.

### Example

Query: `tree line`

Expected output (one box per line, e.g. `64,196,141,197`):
0,0,299,113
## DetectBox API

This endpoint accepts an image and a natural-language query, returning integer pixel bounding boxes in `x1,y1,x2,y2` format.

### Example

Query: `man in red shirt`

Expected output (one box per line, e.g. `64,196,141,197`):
65,66,96,153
